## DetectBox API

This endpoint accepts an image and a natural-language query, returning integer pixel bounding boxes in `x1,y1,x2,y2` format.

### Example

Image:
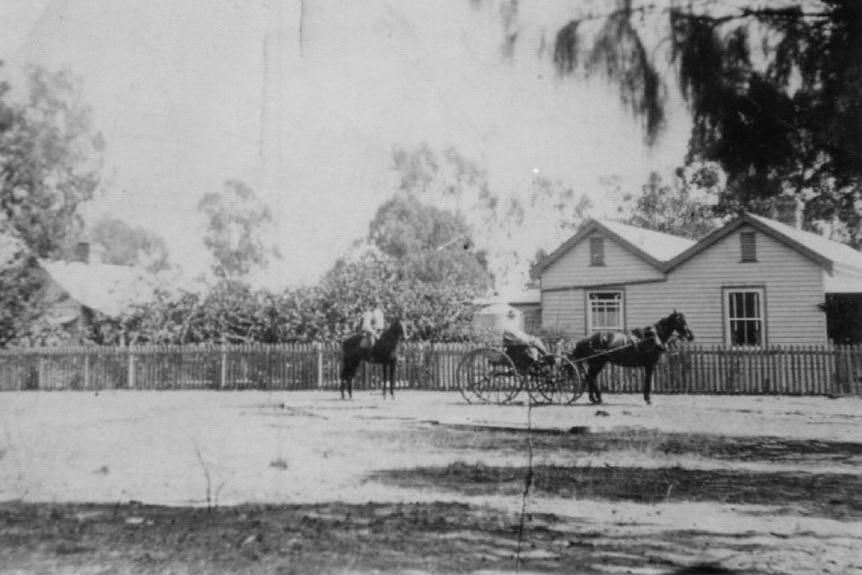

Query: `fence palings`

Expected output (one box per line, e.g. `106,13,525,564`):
0,342,860,396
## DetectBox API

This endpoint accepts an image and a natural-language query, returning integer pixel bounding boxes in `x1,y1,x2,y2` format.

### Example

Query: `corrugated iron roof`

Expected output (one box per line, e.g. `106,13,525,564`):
596,219,697,262
39,259,158,318
535,218,695,274
747,214,862,272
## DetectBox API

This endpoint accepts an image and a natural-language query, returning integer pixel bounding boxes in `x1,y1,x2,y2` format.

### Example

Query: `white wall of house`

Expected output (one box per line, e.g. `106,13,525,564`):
541,231,664,290
663,225,827,345
541,225,829,345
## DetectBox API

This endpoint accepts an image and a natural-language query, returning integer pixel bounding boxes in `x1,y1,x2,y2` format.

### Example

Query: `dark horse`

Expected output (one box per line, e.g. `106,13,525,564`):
340,319,409,400
568,310,694,405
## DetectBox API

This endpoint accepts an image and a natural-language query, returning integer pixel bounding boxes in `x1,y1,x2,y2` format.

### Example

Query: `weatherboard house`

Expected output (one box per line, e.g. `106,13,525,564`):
536,214,862,346
38,243,158,344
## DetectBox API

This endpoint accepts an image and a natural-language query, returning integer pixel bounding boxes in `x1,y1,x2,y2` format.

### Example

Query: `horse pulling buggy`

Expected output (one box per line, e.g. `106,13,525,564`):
456,311,694,406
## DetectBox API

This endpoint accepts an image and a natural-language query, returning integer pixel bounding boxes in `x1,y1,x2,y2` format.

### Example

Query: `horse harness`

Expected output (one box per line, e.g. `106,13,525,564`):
575,324,679,363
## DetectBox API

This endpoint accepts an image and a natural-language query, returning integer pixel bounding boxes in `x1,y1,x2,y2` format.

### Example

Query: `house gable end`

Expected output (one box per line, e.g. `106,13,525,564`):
663,214,834,274
536,220,665,277
542,229,667,290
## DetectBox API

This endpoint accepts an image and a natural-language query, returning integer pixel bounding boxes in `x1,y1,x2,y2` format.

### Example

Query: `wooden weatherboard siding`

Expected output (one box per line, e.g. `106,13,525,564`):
541,231,664,334
540,224,828,344
635,225,826,345
541,231,664,290
673,225,825,345
541,288,586,334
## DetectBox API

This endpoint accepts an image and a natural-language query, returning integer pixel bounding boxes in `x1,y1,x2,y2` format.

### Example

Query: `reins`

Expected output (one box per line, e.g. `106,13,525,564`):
570,331,682,363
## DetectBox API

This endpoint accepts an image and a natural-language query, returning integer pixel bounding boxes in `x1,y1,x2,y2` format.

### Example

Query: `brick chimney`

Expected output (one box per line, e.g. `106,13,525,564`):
772,195,801,228
74,241,90,264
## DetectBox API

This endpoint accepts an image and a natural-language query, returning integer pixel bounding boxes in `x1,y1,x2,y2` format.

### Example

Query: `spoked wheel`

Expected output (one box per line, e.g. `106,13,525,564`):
456,347,522,404
527,355,585,405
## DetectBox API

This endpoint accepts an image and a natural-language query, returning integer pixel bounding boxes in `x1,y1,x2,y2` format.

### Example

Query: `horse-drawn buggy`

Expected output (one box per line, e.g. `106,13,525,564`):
456,341,585,405
456,310,694,405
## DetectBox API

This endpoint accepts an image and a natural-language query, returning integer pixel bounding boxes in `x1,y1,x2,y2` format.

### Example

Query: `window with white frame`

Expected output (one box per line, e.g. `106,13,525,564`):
587,291,624,332
725,288,765,346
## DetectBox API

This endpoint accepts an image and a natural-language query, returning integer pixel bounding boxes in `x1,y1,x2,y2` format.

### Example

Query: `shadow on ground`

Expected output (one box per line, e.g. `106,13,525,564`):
384,423,862,466
0,501,772,574
374,463,860,521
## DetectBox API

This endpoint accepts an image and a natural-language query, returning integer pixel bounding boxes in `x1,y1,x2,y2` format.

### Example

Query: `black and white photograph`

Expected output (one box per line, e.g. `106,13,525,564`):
0,1,859,573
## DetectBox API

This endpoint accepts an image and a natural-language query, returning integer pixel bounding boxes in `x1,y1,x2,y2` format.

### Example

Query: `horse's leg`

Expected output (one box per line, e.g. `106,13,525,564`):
588,362,605,404
340,358,357,400
380,362,394,398
643,363,654,405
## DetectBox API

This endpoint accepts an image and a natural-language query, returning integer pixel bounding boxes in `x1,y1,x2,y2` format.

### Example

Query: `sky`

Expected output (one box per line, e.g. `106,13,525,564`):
0,0,691,291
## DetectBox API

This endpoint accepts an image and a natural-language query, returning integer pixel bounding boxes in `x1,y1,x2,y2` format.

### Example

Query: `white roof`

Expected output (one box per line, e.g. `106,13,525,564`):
824,269,862,293
748,214,862,273
598,219,696,262
40,259,158,317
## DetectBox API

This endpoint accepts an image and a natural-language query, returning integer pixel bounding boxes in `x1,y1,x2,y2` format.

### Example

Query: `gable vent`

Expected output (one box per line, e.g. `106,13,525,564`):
590,237,605,266
740,232,757,262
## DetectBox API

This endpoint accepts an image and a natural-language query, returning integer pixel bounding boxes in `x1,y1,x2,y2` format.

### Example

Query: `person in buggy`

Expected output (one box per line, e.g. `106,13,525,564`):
501,312,548,370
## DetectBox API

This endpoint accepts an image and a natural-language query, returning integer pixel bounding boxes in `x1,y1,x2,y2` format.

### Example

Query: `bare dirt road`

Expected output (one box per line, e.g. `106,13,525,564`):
0,390,860,574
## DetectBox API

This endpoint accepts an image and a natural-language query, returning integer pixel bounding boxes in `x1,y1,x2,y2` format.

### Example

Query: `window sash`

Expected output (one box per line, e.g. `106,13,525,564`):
726,289,765,346
588,291,623,331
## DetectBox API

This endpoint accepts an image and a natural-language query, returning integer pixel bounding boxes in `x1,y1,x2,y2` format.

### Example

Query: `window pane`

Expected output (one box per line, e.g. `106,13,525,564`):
727,290,763,346
589,291,622,330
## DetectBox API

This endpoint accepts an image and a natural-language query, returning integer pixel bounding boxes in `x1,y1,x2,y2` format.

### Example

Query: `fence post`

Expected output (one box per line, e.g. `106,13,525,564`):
37,353,45,390
315,343,324,388
220,345,228,389
83,350,90,390
127,348,136,389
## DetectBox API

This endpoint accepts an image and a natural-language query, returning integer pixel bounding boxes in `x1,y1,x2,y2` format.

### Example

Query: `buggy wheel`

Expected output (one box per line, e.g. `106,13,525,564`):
531,355,585,405
456,348,522,404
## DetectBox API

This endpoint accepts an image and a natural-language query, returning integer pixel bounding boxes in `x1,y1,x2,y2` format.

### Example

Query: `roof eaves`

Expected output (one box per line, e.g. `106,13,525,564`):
533,220,601,275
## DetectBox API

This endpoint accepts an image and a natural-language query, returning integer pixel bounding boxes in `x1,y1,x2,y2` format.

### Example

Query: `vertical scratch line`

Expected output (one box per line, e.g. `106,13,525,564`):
299,0,305,55
515,396,534,571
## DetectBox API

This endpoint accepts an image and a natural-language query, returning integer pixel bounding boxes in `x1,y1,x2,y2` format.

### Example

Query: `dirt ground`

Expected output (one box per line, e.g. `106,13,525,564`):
0,390,860,574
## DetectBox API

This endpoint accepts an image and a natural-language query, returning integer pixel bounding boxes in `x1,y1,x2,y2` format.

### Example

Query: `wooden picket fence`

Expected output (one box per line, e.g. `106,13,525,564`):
0,342,860,396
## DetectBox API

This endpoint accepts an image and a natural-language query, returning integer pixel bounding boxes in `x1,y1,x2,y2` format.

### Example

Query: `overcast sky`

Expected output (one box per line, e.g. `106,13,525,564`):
0,0,690,290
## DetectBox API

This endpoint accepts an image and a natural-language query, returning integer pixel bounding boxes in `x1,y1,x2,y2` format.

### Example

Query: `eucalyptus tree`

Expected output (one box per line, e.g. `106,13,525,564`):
543,0,862,242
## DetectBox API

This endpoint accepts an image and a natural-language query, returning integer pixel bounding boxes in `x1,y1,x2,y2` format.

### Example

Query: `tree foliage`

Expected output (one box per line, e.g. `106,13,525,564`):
0,67,104,258
550,0,862,243
198,179,275,279
89,216,170,272
109,250,481,345
616,170,721,239
391,143,594,286
0,66,104,347
368,194,492,289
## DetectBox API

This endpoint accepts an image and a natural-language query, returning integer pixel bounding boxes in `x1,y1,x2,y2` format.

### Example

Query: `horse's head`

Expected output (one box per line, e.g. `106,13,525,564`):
665,309,694,342
389,318,411,342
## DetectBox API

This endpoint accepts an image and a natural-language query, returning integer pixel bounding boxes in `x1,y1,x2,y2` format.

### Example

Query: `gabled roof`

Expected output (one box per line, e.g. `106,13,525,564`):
39,259,158,318
535,219,696,274
664,213,862,274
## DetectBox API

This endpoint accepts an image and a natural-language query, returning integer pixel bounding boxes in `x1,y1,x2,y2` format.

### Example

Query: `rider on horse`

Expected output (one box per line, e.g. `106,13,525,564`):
359,298,385,350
